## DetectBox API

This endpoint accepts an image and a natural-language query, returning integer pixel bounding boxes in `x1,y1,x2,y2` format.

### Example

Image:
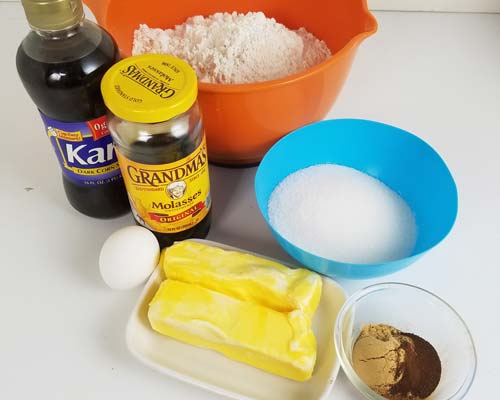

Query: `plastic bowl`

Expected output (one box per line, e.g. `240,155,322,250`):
84,0,377,165
334,283,477,399
254,119,458,279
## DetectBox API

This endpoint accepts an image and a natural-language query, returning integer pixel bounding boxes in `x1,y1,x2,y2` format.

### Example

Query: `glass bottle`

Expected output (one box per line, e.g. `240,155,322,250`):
16,0,129,218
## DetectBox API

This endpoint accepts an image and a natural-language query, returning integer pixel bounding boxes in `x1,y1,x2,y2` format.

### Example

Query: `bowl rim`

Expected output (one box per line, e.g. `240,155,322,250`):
254,118,459,272
333,282,478,400
95,0,377,92
196,3,378,93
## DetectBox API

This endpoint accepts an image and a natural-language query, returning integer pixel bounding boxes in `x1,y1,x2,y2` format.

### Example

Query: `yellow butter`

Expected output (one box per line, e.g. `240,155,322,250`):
149,279,317,381
163,241,322,317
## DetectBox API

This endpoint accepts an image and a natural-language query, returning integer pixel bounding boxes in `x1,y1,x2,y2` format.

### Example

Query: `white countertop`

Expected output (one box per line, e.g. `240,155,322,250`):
1,4,498,399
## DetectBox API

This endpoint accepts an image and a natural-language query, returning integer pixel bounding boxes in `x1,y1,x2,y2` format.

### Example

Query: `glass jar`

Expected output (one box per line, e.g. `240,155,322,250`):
101,54,211,247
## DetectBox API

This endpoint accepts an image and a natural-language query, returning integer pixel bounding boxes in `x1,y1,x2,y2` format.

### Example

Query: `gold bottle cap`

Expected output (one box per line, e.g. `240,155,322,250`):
21,0,84,31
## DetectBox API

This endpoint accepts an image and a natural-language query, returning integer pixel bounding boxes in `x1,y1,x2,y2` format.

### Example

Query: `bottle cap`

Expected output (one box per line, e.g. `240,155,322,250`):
101,54,198,123
21,0,84,31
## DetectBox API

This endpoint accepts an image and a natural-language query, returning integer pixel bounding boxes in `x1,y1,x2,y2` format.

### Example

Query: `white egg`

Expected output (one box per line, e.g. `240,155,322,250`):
99,226,160,290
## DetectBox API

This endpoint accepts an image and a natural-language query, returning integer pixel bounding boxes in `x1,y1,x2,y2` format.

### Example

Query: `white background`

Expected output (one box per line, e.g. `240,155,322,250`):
370,0,500,12
1,0,500,12
2,2,499,400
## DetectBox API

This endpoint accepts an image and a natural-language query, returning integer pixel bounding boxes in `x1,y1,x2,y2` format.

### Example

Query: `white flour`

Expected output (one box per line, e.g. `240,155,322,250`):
268,165,417,264
132,12,331,84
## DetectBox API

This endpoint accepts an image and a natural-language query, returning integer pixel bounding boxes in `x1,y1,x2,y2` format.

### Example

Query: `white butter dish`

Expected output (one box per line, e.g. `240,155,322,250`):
126,239,347,400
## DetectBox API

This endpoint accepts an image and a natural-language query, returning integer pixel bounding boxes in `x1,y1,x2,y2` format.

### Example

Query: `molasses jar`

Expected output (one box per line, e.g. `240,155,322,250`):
101,54,212,247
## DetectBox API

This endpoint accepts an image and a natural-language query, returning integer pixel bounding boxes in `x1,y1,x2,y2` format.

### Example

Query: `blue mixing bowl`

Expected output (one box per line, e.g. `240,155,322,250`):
254,119,458,279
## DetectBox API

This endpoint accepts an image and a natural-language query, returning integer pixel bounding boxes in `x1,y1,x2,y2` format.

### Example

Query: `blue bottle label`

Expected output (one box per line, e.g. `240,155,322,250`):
40,113,122,186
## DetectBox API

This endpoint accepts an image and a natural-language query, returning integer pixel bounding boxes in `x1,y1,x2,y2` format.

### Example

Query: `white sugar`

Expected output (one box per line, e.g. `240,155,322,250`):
268,164,417,264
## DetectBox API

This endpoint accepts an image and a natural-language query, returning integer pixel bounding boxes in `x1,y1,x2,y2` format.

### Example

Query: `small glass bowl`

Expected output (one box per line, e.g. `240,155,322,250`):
334,283,477,400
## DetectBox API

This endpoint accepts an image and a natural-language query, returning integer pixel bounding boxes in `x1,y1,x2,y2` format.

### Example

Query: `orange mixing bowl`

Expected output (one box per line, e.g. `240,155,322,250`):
85,0,377,165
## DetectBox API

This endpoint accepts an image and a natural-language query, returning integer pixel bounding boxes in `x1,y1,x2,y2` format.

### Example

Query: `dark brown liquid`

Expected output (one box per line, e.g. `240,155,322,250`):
16,21,129,218
124,117,211,248
152,210,211,248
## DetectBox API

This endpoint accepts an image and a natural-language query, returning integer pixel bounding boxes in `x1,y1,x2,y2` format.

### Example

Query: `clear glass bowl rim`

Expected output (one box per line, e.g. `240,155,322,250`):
333,282,478,400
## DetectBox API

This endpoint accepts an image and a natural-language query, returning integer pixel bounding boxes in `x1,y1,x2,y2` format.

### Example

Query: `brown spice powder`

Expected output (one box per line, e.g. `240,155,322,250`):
352,324,441,400
389,332,442,399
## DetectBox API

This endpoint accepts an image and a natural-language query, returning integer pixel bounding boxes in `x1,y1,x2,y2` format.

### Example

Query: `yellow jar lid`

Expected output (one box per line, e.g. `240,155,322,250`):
101,54,198,123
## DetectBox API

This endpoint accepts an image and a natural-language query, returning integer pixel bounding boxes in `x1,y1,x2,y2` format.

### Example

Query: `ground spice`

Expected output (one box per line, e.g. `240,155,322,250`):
352,324,441,400
389,333,442,399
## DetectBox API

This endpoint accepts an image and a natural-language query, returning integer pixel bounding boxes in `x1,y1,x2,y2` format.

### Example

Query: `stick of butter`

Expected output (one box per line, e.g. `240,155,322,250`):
163,241,322,318
149,279,317,381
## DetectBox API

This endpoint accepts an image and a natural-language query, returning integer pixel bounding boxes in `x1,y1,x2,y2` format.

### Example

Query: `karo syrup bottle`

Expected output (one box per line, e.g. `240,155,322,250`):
16,0,129,218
